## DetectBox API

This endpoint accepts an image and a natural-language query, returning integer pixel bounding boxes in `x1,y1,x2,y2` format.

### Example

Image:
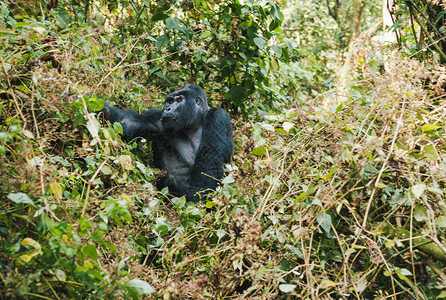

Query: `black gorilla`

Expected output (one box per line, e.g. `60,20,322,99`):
100,84,233,202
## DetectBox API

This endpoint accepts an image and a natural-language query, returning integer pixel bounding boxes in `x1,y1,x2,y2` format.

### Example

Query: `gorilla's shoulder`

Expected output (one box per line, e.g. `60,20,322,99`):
206,107,231,122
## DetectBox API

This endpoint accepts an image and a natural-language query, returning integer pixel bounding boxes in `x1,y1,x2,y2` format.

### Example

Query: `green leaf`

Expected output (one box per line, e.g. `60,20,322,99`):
20,238,43,262
82,244,98,260
397,267,412,277
229,85,247,105
155,71,172,83
223,184,236,198
411,183,426,198
104,241,118,252
86,118,100,138
88,96,104,111
271,45,282,57
201,31,212,39
269,19,280,31
320,278,337,288
155,35,169,50
437,290,446,298
184,204,202,218
253,37,266,49
317,212,332,234
0,132,9,142
155,224,169,237
251,146,266,157
23,130,34,139
7,193,35,206
13,22,29,28
261,123,275,131
206,200,218,209
165,17,180,31
413,204,427,222
152,13,168,22
50,182,63,201
435,216,446,228
125,279,155,298
118,155,133,171
113,122,123,135
270,58,279,71
100,35,109,45
172,197,186,209
422,144,439,161
421,123,441,132
362,164,379,181
100,165,113,175
270,4,283,21
221,176,235,184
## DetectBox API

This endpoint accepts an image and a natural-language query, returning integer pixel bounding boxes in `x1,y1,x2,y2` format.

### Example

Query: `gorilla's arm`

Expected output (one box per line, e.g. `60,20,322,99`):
101,103,163,141
187,107,234,202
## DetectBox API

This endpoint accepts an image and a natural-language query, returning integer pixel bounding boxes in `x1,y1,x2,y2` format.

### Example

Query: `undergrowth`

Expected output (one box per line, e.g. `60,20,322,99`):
1,9,446,300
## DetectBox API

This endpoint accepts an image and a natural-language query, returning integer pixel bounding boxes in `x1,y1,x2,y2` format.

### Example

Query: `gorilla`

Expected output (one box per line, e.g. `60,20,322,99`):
100,84,233,202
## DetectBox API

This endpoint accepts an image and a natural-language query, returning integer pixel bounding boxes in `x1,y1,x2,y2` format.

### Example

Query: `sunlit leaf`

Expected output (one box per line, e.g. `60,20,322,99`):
320,278,337,288
118,155,133,171
100,165,113,175
21,238,42,251
282,121,294,133
421,124,441,132
253,37,266,49
396,267,412,278
435,216,446,228
278,284,296,293
22,130,34,139
86,118,100,138
317,213,332,234
271,45,282,57
7,193,35,206
422,144,439,161
88,97,104,111
113,122,123,135
221,175,235,184
353,277,368,293
411,183,426,198
50,182,63,201
216,229,226,239
125,279,155,297
261,123,275,131
20,238,42,262
201,31,212,38
413,204,427,222
172,197,186,209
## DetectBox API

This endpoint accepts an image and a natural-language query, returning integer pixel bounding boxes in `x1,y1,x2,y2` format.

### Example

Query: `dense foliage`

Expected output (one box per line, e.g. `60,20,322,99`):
1,0,446,299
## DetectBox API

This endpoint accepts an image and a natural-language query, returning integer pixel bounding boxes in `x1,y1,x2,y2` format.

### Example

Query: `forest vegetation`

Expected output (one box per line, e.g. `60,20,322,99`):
2,0,446,298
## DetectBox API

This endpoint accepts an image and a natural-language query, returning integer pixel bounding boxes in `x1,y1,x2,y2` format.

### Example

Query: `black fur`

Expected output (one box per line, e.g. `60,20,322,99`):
100,84,233,202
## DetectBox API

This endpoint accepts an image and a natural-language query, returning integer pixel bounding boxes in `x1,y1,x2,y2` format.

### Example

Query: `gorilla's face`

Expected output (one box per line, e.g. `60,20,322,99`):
161,84,209,135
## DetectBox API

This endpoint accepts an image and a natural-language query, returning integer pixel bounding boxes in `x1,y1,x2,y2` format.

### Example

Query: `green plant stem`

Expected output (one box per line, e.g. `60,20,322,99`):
81,159,107,218
24,293,54,300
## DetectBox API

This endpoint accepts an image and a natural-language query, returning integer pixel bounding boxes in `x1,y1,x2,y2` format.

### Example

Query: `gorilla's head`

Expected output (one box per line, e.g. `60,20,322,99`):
161,84,210,135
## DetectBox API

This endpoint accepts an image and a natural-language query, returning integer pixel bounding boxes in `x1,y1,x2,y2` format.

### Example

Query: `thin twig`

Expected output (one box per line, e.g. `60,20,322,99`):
81,159,107,218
